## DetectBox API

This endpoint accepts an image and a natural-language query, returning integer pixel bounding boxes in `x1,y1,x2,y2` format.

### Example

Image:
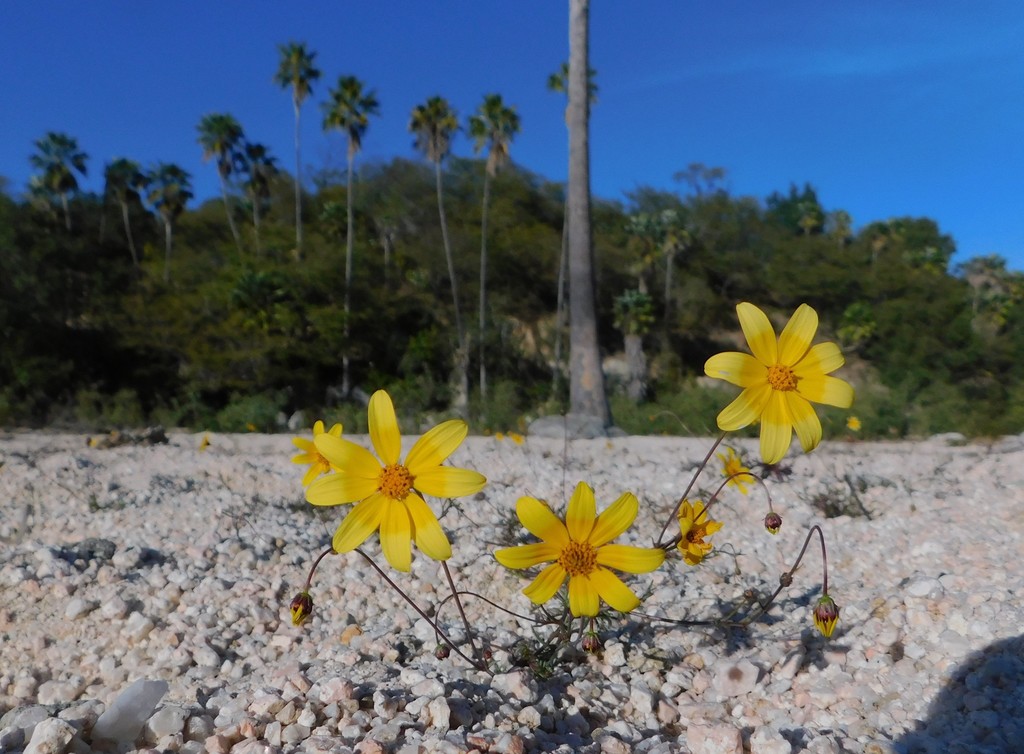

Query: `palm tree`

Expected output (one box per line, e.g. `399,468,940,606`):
409,95,467,415
547,61,597,400
29,132,88,231
323,75,380,397
103,158,145,266
142,163,192,283
468,93,520,407
197,113,245,253
239,142,278,256
566,0,610,426
273,41,321,258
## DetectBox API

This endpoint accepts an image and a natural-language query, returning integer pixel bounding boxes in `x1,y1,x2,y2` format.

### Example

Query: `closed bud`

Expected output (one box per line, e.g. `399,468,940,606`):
764,511,783,535
434,643,452,660
289,592,314,626
581,632,601,654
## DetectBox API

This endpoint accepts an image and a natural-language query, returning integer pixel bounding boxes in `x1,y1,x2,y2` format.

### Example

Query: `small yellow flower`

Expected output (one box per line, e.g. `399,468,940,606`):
198,434,210,451
705,302,854,465
717,447,754,495
846,416,862,432
292,420,344,487
306,390,486,572
813,594,840,637
246,422,258,432
494,432,506,442
494,482,665,617
509,432,525,445
677,500,724,566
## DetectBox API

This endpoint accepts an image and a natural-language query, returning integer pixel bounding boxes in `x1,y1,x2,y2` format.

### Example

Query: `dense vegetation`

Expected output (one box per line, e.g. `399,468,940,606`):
4,153,1023,439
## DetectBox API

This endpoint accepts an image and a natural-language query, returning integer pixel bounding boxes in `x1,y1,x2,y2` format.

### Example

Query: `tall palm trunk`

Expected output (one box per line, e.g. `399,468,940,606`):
163,220,174,283
120,200,139,266
436,160,468,416
478,170,492,406
219,174,243,254
60,193,71,232
251,199,263,257
567,0,610,425
293,101,303,258
552,218,569,396
342,147,356,397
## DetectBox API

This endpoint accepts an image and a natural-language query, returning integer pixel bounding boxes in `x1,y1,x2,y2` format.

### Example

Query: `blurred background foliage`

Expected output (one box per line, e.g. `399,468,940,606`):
3,153,1023,439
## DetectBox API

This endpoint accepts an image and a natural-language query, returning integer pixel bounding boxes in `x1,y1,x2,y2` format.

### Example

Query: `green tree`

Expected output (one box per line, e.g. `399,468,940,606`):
104,158,145,266
142,163,193,283
323,75,380,397
274,41,321,258
566,0,610,427
197,113,246,254
613,289,654,401
239,142,278,256
29,132,88,231
409,95,467,415
468,93,520,406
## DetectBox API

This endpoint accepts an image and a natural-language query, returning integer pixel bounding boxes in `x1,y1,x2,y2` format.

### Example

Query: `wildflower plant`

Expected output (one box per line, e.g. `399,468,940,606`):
289,302,851,675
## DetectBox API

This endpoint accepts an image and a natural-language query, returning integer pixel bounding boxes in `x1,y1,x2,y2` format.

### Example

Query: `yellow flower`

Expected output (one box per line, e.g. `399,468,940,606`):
813,594,840,638
246,422,257,432
494,432,505,441
509,432,525,445
677,500,724,566
494,482,665,617
705,302,854,465
199,434,210,452
846,416,862,432
289,592,314,626
717,447,754,495
292,420,344,487
306,390,486,572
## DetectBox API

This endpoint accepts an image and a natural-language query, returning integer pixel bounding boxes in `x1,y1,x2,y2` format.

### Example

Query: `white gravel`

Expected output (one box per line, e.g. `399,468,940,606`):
0,429,1022,754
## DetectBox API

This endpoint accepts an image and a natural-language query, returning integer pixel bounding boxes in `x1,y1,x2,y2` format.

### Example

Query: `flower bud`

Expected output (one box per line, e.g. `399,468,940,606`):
581,632,601,654
813,594,840,638
289,591,314,626
764,511,783,535
434,643,452,660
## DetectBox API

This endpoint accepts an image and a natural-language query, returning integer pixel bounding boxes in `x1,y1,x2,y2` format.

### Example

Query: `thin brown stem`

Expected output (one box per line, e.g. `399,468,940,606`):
442,561,482,661
303,547,334,591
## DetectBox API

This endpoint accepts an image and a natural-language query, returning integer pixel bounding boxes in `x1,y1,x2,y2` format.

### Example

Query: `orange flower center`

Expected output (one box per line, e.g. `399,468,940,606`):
766,364,799,391
558,541,597,577
379,463,414,500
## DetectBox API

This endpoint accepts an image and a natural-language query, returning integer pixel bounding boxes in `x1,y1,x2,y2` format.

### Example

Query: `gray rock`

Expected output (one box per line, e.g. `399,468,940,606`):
528,414,612,439
92,679,168,745
24,717,76,754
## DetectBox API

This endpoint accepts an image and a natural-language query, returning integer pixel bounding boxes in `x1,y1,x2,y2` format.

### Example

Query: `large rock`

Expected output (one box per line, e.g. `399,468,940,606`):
91,679,168,746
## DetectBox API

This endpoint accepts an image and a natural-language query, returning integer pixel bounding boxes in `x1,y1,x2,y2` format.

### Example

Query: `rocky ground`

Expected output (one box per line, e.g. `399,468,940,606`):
0,428,1021,754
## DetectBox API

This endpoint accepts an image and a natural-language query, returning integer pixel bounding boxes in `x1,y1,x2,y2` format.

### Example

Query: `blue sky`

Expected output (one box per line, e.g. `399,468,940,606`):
3,1,1023,270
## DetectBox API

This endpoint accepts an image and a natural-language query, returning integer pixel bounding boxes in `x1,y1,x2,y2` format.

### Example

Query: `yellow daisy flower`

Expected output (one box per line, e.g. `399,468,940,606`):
306,390,486,572
292,420,344,487
677,500,723,566
717,446,754,495
846,416,862,432
705,302,854,465
494,482,665,617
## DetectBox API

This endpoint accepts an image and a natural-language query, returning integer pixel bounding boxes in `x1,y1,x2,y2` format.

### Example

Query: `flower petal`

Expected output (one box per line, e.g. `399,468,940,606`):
522,562,566,604
759,391,793,465
737,302,778,365
566,482,596,542
704,352,768,388
405,492,452,562
414,466,486,498
301,463,326,487
588,491,638,547
568,575,600,617
292,436,315,454
794,342,845,378
786,393,823,454
494,542,562,569
306,473,379,506
797,375,855,408
312,420,325,435
589,567,641,613
716,384,772,431
405,420,468,473
596,544,665,573
315,434,381,477
368,390,402,466
331,493,386,553
516,497,569,546
380,498,413,572
778,304,818,366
